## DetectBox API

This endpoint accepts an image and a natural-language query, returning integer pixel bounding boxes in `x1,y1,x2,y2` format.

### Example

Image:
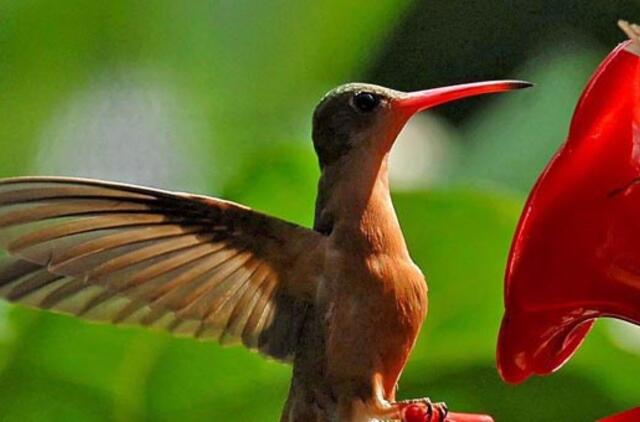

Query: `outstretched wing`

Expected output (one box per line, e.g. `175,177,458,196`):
0,177,325,361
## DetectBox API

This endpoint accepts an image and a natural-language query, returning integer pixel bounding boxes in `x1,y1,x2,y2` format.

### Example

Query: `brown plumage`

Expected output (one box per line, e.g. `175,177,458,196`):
0,80,529,421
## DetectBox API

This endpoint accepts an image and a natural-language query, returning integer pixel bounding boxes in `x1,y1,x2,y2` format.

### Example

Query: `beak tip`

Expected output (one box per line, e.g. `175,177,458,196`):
509,80,535,90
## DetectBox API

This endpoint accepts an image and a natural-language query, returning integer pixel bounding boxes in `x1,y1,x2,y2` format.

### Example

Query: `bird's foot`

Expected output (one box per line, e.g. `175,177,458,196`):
399,398,448,422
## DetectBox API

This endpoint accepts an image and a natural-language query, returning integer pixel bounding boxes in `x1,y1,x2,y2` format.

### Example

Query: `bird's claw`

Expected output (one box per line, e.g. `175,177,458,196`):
433,402,448,422
399,398,448,422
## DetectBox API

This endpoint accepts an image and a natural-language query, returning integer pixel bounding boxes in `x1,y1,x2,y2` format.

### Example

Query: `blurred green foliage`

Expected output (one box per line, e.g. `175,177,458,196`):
0,1,638,421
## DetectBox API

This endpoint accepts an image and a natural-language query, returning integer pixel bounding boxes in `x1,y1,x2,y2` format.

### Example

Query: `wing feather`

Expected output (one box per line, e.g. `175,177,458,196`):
0,177,325,362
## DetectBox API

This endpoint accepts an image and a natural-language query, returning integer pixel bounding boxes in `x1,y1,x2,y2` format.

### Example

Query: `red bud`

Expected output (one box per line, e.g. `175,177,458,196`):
402,404,428,422
401,404,494,422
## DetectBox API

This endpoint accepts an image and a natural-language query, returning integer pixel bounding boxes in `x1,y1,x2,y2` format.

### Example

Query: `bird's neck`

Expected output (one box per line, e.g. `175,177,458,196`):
315,151,409,258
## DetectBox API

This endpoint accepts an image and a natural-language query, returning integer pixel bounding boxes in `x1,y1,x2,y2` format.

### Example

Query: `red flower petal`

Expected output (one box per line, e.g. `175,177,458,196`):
497,40,640,384
446,412,495,422
598,407,640,422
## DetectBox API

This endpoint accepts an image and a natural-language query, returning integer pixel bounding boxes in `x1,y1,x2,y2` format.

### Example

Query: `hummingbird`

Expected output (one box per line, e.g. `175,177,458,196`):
0,79,529,421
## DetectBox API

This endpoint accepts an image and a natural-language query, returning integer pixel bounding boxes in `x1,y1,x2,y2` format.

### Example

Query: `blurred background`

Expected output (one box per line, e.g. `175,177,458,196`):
0,1,638,421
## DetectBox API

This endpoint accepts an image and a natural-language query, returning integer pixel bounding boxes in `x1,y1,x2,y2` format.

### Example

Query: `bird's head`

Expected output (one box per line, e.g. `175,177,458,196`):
312,80,532,168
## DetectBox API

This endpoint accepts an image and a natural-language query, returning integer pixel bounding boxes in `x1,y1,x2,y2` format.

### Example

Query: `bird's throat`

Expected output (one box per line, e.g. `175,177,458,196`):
314,152,409,257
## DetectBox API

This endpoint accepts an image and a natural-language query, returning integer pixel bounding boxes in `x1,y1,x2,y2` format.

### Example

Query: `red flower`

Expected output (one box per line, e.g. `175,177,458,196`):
598,407,640,422
497,40,640,383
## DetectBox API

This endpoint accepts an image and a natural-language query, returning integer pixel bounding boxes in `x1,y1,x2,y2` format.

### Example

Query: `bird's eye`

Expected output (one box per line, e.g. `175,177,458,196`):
352,92,380,113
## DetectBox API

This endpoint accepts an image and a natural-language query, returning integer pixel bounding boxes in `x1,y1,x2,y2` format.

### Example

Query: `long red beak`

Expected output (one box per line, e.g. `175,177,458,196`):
394,80,532,114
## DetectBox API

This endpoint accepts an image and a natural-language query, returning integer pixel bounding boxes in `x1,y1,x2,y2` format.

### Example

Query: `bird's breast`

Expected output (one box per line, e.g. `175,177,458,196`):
320,249,428,396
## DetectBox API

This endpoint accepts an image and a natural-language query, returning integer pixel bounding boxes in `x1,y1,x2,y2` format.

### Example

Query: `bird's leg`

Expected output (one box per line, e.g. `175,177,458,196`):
365,376,448,421
364,396,448,422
